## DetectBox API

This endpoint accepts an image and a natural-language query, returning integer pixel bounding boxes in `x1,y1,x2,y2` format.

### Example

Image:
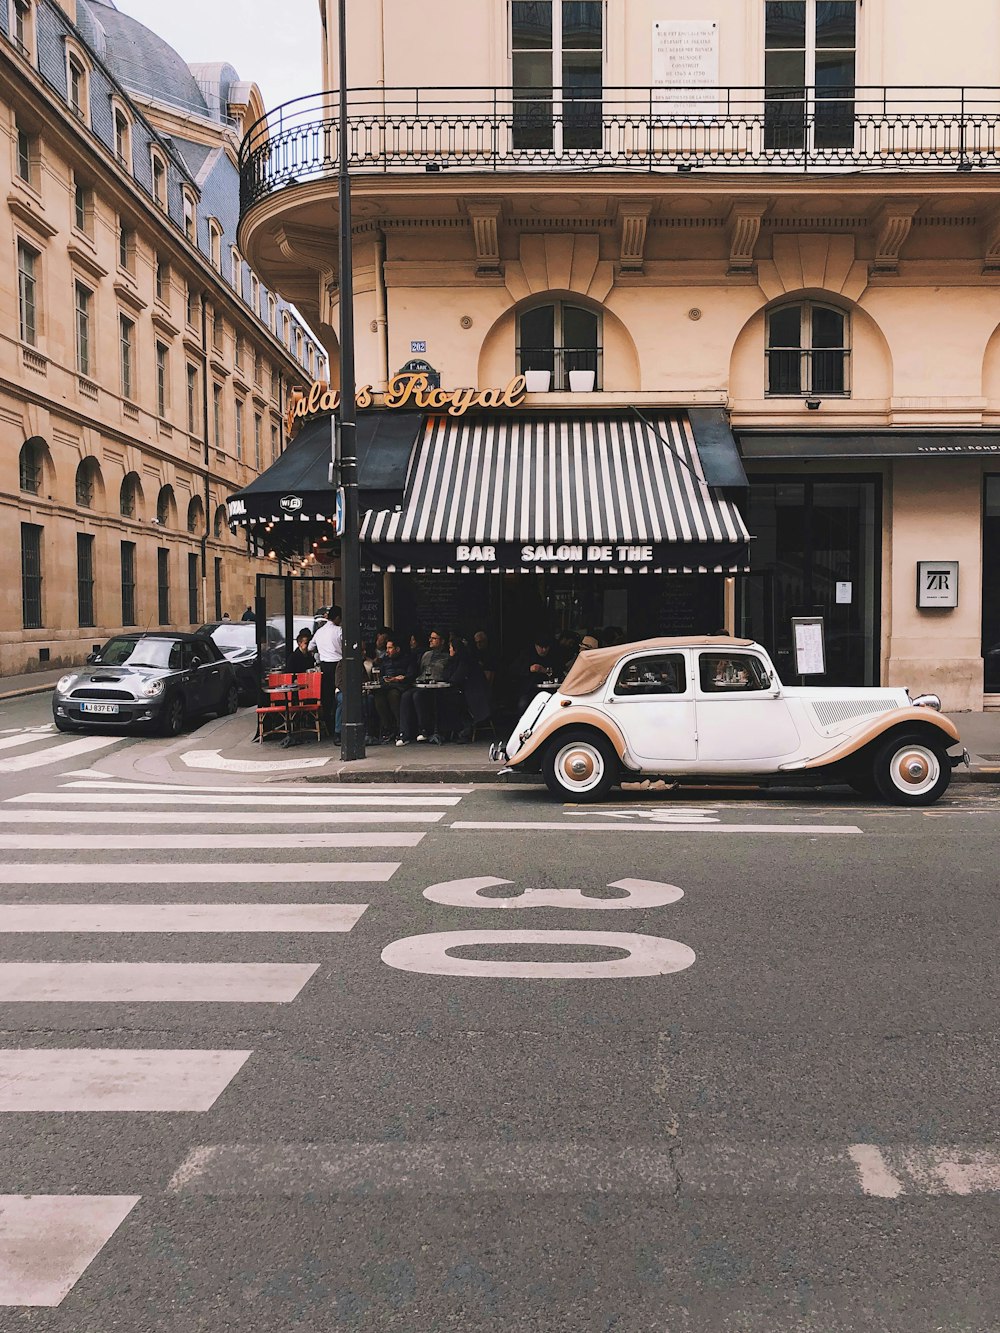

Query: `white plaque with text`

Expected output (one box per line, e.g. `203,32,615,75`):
652,20,719,117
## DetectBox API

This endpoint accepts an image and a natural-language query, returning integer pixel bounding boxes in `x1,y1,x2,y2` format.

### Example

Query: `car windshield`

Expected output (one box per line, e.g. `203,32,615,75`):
98,637,176,669
208,625,258,650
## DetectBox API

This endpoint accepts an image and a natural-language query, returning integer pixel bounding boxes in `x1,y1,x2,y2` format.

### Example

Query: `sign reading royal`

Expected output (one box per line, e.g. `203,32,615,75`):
227,498,247,519
286,372,527,433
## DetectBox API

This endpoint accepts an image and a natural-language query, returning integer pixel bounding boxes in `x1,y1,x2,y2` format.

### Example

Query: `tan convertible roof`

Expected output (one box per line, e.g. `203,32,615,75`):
560,636,754,698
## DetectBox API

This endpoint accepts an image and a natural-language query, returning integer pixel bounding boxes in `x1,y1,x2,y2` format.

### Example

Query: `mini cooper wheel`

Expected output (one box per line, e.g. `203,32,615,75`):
872,731,951,806
222,684,240,716
542,729,618,802
160,694,186,737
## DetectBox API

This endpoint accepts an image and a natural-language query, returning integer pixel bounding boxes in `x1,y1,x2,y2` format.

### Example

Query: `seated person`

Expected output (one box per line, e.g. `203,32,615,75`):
373,637,412,737
396,629,449,744
616,656,684,695
289,630,316,674
513,635,563,712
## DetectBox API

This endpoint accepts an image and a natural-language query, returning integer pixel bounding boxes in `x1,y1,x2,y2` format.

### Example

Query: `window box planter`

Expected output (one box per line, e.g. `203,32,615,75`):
568,369,596,392
524,370,552,393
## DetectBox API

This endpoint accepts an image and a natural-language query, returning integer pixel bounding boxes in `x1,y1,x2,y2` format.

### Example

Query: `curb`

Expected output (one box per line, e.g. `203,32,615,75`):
0,683,55,702
301,767,541,785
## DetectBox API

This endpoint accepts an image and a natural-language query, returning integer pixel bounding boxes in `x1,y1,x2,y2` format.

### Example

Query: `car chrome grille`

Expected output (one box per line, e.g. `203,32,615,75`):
811,696,899,728
70,688,133,701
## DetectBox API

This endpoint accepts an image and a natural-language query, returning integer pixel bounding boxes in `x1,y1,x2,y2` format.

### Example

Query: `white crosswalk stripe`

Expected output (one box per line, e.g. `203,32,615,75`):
0,737,120,774
0,775,461,1306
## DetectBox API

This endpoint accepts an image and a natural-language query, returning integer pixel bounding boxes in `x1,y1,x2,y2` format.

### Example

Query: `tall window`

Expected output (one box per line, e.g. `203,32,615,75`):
213,383,223,448
186,363,199,433
186,284,198,327
187,552,200,624
12,0,33,58
270,423,279,463
230,248,242,293
15,120,33,183
764,1,856,151
19,439,43,494
68,55,87,120
235,397,244,461
120,473,139,518
74,281,92,376
182,191,196,242
213,556,222,620
249,274,259,315
118,220,134,273
267,294,276,332
156,484,174,527
76,533,95,627
512,1,603,151
114,108,130,167
75,458,99,508
155,255,167,302
209,220,222,269
73,177,92,235
281,312,290,347
212,310,224,351
234,333,244,371
157,547,170,624
254,412,262,470
119,314,135,399
151,152,167,208
517,300,601,390
766,301,850,396
155,340,169,417
21,523,43,629
120,540,137,625
17,240,38,345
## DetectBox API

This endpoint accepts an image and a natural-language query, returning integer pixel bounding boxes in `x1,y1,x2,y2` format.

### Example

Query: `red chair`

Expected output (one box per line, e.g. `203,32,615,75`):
288,670,325,741
255,671,295,742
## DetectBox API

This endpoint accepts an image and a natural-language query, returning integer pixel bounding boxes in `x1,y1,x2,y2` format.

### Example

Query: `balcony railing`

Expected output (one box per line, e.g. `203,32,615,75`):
240,86,1000,214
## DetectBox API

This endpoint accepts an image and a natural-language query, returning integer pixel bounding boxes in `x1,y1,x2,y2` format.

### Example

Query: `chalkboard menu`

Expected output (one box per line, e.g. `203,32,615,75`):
393,573,491,638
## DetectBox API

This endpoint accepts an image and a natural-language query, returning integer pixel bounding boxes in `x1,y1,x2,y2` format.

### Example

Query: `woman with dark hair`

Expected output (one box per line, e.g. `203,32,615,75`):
442,635,491,741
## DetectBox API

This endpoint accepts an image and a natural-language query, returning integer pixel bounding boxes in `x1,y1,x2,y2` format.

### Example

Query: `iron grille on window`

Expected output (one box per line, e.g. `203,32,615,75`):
766,302,850,396
75,461,95,508
157,547,170,624
213,557,222,620
21,523,43,629
516,301,602,390
19,441,41,494
120,474,136,518
188,553,200,624
120,541,136,625
77,533,95,627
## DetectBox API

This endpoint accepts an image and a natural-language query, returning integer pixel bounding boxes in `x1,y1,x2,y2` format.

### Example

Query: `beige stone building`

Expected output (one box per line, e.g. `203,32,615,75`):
237,0,1000,709
1,0,326,677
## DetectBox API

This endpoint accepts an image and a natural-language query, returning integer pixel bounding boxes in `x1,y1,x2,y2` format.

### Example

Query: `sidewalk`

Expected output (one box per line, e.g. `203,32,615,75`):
0,667,66,701
108,706,1000,786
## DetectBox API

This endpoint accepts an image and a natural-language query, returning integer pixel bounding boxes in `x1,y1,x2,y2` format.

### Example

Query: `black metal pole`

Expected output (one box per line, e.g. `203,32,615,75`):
337,0,365,760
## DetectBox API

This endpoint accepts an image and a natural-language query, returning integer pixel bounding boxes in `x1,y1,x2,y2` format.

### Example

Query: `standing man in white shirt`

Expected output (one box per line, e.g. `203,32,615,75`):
309,605,343,741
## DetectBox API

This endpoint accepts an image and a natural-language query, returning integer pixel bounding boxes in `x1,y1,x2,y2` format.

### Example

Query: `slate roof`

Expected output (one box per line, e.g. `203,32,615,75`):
81,0,211,119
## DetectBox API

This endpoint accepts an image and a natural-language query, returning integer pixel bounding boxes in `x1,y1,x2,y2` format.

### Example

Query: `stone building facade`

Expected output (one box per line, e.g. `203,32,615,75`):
239,1,1000,709
1,0,326,676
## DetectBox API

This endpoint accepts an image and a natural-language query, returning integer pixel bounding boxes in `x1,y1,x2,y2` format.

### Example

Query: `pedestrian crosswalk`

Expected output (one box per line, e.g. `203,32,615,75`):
0,725,121,774
0,776,466,1307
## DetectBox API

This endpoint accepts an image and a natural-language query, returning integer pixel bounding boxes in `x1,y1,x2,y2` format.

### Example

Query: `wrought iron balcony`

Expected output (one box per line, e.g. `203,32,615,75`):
239,86,1000,215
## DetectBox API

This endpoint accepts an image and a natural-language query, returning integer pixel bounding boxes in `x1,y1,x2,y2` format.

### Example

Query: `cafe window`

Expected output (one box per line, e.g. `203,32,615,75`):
766,302,849,396
511,0,604,151
764,0,856,151
517,300,601,391
613,654,687,696
698,653,771,693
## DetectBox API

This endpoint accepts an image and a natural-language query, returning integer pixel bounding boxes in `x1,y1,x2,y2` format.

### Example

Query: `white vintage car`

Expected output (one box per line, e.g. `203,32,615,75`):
492,636,967,805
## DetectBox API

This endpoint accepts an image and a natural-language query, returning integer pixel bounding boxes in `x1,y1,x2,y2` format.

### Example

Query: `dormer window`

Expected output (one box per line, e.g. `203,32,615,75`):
11,0,34,61
151,150,167,209
208,219,222,270
67,53,89,123
182,190,197,243
113,107,131,169
230,247,242,295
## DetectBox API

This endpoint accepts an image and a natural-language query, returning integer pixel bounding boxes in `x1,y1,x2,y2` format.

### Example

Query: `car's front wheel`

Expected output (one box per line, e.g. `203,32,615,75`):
871,731,951,806
222,684,239,716
159,694,185,737
542,728,618,802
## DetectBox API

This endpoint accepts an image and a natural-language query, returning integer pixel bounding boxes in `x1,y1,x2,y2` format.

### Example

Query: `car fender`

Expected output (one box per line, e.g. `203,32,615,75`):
779,707,961,771
507,706,636,771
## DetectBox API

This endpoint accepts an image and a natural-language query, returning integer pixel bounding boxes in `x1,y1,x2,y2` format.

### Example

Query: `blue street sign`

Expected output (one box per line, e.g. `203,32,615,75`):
333,486,345,537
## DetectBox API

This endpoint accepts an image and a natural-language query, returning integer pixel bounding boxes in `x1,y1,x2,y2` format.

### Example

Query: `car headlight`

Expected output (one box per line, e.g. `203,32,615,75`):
140,679,165,698
56,674,77,693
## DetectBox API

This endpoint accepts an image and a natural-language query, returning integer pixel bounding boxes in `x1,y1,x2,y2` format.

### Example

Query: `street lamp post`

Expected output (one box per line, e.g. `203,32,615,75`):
337,0,364,761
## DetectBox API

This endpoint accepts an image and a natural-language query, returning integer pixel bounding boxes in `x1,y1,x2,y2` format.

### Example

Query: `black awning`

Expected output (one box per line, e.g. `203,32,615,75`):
739,431,1000,460
226,410,423,524
687,408,749,486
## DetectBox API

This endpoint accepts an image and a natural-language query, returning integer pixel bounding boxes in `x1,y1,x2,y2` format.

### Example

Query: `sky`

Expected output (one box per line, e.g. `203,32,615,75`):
112,0,323,118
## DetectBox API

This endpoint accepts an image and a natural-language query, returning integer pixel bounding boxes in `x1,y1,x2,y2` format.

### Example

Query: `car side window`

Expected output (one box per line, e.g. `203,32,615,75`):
699,653,770,693
613,654,687,697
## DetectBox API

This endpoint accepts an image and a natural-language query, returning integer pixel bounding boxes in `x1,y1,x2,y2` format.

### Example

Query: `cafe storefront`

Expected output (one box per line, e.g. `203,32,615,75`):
226,380,752,662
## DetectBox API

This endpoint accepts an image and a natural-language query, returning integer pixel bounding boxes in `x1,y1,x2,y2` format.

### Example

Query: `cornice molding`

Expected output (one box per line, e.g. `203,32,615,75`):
66,239,108,280
6,192,59,240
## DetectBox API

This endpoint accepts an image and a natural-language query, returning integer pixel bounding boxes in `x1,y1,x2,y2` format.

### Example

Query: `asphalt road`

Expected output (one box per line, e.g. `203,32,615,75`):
0,693,996,1331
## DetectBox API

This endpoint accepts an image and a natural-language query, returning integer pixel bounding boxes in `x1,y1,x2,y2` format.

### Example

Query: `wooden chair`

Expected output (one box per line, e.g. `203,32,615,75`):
289,670,325,741
255,671,295,741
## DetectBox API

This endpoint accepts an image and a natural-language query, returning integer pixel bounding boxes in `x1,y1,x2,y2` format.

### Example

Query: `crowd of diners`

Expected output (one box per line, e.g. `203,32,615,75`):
284,609,632,746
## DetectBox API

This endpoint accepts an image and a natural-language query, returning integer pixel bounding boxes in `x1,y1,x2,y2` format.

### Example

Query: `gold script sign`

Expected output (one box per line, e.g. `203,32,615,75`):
286,373,527,433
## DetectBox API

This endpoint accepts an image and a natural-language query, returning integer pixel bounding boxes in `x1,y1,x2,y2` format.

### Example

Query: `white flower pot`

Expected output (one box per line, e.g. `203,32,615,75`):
524,370,552,393
568,370,596,392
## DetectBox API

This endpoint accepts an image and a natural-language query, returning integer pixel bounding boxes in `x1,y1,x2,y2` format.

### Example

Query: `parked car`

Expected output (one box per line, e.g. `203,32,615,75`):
199,621,284,704
491,636,966,805
53,632,239,736
267,614,318,642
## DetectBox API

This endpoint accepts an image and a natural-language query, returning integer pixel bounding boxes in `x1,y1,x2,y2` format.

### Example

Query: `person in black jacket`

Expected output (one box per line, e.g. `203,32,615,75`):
289,630,316,674
512,634,564,712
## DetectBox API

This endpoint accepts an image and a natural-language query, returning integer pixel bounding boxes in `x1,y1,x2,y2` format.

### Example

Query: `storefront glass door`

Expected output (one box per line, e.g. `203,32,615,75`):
739,477,880,686
982,477,1000,693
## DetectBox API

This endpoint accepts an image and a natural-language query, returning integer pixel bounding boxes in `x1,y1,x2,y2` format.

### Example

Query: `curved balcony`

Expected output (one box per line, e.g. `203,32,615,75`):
239,85,1000,217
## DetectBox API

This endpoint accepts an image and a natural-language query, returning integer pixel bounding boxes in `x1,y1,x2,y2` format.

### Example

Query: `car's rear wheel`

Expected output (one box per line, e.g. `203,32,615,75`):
222,684,239,716
542,729,618,802
160,694,185,737
872,731,951,806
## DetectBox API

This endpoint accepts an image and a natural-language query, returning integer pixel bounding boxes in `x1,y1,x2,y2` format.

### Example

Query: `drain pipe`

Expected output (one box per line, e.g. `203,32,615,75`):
374,228,389,392
200,292,211,623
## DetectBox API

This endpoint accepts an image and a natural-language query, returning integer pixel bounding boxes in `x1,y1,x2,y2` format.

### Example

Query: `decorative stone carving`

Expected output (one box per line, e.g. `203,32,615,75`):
983,208,1000,273
466,203,503,276
618,204,651,273
871,203,919,273
726,202,768,273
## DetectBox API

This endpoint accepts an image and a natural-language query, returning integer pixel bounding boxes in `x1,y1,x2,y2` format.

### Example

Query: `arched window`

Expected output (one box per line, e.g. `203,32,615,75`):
156,483,176,527
75,457,102,508
213,504,228,539
112,104,132,170
120,472,141,518
517,301,602,391
186,495,205,534
150,149,167,209
19,438,44,494
766,302,850,396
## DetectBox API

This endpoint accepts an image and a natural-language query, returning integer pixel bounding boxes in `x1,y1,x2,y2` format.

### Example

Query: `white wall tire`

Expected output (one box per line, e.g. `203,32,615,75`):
542,729,618,802
873,732,951,806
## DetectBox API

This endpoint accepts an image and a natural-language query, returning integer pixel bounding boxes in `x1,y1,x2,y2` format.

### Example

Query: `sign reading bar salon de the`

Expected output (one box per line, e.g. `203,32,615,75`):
285,372,528,433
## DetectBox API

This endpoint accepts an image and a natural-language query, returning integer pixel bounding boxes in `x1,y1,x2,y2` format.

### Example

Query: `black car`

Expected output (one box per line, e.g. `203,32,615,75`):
197,621,285,704
52,632,239,736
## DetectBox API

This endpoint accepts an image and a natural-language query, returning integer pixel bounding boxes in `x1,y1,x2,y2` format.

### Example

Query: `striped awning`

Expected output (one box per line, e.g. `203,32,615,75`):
360,413,750,574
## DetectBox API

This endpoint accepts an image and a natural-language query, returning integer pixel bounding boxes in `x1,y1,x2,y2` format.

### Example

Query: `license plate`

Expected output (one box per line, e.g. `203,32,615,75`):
80,702,119,715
